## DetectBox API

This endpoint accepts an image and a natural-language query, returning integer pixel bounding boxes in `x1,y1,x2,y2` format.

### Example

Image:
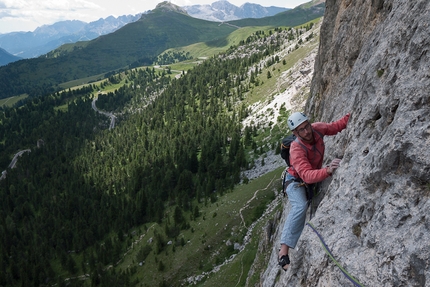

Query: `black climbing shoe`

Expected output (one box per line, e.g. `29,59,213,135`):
278,254,290,271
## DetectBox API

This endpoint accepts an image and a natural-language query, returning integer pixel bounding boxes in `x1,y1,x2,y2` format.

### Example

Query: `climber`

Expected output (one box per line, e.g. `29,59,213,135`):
278,111,350,271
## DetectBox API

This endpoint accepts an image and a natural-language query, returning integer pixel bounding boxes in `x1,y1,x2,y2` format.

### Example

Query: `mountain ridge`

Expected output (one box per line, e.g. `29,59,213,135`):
0,0,312,65
0,2,325,99
0,15,142,61
183,0,289,22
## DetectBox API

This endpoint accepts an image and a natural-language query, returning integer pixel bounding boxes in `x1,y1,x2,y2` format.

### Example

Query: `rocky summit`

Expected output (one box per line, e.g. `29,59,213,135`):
261,0,430,286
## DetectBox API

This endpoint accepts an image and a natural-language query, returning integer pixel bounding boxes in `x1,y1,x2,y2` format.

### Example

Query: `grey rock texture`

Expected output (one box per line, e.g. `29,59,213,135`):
262,0,430,286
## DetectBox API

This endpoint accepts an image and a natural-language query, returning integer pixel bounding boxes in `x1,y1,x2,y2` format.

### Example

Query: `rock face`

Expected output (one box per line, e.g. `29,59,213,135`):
261,0,430,286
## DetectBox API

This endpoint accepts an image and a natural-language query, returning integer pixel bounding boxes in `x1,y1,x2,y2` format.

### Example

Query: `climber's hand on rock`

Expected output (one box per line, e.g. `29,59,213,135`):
327,158,342,175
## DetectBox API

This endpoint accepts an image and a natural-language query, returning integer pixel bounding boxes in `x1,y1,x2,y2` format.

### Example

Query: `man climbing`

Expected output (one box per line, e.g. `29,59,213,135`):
278,112,350,271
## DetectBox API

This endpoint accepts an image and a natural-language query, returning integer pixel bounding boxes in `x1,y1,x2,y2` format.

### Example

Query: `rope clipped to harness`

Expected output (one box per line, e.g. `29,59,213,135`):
306,222,365,287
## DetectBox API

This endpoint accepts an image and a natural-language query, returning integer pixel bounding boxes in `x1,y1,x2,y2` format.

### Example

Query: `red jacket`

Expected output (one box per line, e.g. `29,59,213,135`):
288,114,350,184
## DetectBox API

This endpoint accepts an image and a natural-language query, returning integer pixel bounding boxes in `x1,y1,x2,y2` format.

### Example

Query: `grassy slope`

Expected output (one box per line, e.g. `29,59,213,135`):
165,26,273,59
194,168,286,287
228,3,325,27
0,94,28,108
245,34,320,107
113,167,284,287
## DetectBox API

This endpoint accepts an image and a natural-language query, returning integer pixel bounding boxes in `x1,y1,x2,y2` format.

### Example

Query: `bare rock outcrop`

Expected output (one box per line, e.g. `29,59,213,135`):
261,0,430,286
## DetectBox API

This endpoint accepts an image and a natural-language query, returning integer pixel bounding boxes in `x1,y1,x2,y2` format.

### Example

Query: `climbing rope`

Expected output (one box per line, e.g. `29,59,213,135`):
306,222,365,287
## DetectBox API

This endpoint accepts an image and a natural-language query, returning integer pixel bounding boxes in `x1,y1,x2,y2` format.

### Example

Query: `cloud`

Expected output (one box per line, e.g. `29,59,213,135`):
0,0,100,19
171,0,194,7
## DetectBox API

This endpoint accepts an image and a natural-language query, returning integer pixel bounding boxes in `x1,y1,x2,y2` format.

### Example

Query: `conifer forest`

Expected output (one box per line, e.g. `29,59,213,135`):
0,25,314,286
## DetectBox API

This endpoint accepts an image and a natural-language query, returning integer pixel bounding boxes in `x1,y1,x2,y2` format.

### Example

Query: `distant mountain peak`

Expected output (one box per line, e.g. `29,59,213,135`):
0,14,141,60
155,1,188,14
183,0,289,22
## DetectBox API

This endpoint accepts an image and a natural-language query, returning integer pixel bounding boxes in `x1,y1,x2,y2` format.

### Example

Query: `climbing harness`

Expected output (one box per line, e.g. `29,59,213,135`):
306,222,365,287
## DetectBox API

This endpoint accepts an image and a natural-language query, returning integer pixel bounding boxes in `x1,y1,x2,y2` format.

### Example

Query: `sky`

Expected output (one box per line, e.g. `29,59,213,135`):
0,0,310,34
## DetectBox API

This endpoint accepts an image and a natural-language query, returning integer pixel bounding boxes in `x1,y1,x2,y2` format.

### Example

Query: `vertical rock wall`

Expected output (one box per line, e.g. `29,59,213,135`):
262,0,430,286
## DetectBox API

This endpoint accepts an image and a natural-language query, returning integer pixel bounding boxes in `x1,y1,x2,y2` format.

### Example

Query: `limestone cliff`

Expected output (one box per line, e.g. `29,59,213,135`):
261,0,430,286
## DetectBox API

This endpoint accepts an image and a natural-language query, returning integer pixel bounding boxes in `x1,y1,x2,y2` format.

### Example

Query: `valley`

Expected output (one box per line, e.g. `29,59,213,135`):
0,3,322,286
3,0,429,286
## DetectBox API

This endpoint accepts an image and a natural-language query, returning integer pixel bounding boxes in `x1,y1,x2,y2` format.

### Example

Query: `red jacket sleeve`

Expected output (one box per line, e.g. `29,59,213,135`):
289,113,350,184
312,113,350,136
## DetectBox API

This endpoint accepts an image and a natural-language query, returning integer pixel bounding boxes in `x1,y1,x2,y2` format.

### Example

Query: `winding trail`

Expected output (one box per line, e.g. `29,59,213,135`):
185,176,282,285
1,96,15,106
0,149,31,180
235,256,245,287
1,96,115,181
8,149,31,168
239,175,277,228
218,22,241,29
92,96,116,130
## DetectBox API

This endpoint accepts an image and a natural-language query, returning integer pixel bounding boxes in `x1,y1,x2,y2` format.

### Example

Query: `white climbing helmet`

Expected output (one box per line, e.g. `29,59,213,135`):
288,112,308,131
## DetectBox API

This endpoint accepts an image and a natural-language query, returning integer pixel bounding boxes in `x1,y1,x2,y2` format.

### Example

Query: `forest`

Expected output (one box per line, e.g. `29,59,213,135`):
0,24,315,286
